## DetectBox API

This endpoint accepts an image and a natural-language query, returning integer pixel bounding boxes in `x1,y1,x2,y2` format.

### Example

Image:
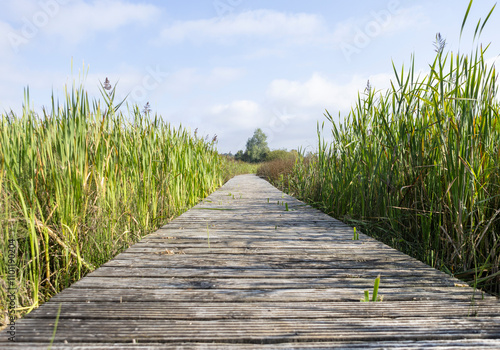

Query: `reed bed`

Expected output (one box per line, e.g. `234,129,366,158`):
0,83,227,322
283,8,500,295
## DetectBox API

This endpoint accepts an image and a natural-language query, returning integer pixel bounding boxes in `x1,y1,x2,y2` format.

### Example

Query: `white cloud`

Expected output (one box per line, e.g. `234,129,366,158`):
486,55,500,69
267,73,356,111
207,100,263,129
366,72,395,92
171,99,266,153
27,0,160,43
266,72,395,117
156,9,325,45
162,67,245,94
163,68,198,94
208,67,245,85
1,0,39,18
331,5,429,47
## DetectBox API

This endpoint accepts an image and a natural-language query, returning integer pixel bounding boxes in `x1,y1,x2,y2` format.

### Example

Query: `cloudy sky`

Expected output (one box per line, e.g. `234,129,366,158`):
1,0,499,154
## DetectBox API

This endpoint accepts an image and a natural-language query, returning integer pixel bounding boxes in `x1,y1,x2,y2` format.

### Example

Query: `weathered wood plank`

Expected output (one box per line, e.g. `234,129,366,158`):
69,276,461,290
87,266,452,279
10,318,500,343
25,301,500,319
3,174,499,349
48,287,486,303
98,254,436,270
6,340,500,350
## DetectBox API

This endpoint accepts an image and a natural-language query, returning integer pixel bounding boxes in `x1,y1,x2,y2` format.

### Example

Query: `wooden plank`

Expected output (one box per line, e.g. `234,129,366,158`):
2,174,499,349
98,254,434,270
9,318,500,343
87,266,452,279
69,276,462,290
134,238,390,248
122,247,396,255
25,301,500,319
48,287,486,303
6,340,500,349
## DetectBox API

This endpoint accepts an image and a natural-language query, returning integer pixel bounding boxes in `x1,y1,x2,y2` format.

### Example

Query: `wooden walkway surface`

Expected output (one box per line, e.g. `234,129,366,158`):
4,174,500,349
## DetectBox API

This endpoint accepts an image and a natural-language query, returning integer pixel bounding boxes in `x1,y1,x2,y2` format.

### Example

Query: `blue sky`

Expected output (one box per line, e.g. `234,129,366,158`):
1,0,499,154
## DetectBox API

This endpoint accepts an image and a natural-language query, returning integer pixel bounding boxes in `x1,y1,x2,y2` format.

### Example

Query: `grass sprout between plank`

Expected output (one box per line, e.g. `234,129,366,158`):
352,227,359,241
361,275,383,302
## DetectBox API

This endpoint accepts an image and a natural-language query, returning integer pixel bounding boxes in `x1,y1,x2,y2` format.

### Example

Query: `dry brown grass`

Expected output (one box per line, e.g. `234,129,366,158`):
257,156,296,190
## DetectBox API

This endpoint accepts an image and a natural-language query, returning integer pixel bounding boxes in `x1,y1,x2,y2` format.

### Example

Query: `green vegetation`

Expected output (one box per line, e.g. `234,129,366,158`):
0,82,231,322
352,227,359,241
235,128,270,163
48,303,62,349
221,156,259,179
267,2,500,295
361,275,382,302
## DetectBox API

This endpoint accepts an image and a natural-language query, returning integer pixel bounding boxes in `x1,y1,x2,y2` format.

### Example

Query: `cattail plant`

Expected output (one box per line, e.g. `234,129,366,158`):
282,1,500,295
0,81,227,320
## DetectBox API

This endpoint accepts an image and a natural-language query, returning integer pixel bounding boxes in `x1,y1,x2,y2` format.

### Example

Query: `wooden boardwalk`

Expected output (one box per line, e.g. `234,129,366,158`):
4,174,500,349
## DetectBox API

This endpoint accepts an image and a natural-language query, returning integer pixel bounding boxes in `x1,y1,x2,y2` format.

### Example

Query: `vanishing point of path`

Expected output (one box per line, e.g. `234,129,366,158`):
3,174,500,349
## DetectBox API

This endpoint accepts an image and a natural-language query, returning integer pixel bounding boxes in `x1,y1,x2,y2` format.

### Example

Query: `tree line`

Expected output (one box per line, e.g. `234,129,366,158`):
233,128,297,163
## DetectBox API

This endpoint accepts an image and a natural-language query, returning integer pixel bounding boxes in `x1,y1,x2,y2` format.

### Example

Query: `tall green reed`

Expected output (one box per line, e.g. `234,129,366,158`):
285,2,500,295
0,82,226,321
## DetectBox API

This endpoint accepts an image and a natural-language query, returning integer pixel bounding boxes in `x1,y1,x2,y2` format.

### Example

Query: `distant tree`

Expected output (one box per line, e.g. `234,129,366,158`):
235,150,245,161
244,128,269,163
